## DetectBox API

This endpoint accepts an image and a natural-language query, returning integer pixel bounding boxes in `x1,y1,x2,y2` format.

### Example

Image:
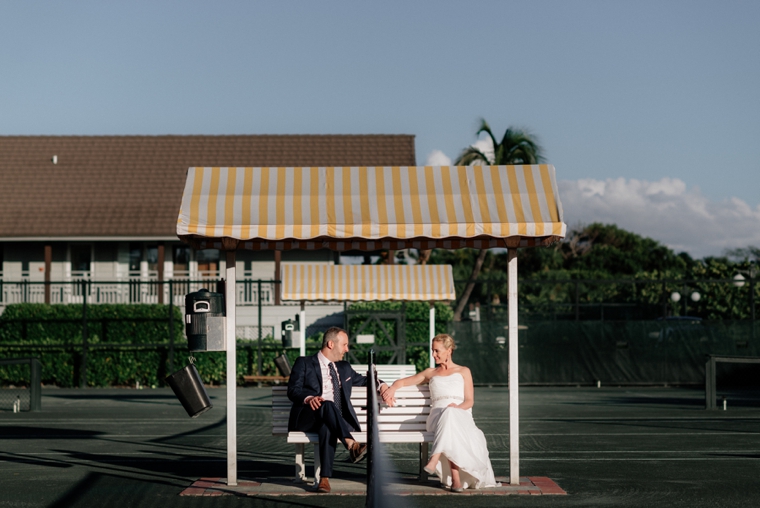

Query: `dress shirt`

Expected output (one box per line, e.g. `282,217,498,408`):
303,351,386,405
304,351,340,404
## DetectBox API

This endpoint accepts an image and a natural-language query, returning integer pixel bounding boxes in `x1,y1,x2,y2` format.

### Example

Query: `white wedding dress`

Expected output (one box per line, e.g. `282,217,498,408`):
427,373,498,489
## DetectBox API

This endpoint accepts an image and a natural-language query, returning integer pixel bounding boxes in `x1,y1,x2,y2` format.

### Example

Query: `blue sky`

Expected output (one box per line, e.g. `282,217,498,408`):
2,1,758,257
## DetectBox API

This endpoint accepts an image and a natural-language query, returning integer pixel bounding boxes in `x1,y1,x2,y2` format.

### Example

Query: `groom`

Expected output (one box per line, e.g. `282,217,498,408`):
287,326,388,493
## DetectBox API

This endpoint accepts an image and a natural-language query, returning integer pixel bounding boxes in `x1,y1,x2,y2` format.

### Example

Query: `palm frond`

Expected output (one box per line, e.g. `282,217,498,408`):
454,146,491,166
476,119,499,155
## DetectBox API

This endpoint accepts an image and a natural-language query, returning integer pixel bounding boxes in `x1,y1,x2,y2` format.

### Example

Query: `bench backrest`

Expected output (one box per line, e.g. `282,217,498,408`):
350,364,417,384
272,384,430,436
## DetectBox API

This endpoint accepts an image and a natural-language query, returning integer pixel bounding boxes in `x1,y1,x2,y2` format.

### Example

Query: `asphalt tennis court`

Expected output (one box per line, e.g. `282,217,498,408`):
2,385,760,508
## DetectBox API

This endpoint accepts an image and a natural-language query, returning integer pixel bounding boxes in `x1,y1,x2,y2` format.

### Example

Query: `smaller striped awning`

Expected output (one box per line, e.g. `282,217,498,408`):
176,165,566,251
281,264,456,301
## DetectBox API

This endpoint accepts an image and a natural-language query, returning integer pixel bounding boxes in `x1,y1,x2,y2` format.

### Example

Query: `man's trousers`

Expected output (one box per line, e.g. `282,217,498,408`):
293,400,354,477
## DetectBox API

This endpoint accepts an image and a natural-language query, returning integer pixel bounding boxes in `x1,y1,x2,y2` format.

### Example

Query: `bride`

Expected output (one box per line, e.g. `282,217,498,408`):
381,334,498,492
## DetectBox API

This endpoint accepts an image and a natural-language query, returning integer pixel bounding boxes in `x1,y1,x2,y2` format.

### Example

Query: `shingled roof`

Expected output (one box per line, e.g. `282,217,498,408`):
0,135,416,239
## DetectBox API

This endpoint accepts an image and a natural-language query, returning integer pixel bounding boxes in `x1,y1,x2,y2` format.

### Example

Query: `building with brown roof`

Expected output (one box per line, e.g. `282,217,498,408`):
0,135,415,317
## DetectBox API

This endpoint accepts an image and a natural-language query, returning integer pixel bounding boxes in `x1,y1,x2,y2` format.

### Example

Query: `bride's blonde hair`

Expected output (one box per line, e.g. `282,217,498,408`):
432,333,456,351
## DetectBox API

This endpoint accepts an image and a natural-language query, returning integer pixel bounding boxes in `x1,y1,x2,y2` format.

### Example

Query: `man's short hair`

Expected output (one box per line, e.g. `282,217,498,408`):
322,326,348,349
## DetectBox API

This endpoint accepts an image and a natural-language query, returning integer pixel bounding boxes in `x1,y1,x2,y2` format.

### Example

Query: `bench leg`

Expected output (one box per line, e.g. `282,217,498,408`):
313,443,321,484
294,444,306,482
419,442,429,481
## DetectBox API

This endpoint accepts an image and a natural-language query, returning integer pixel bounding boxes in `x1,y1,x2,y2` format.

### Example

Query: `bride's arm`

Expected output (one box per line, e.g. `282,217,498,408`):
382,368,434,406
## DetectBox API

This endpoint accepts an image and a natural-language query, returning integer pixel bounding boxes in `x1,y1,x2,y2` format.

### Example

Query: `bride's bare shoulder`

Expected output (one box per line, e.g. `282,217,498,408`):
456,366,473,378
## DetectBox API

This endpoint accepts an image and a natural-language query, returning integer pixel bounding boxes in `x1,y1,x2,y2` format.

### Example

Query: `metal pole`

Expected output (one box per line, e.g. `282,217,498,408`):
429,302,435,368
257,280,263,376
225,251,238,486
81,280,88,389
750,274,755,321
751,274,755,344
299,301,306,357
366,349,377,508
507,249,519,485
30,358,41,411
168,280,174,374
575,280,580,321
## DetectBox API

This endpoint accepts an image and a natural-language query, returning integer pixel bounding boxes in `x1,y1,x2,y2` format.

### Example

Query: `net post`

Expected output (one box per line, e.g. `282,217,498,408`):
366,349,378,507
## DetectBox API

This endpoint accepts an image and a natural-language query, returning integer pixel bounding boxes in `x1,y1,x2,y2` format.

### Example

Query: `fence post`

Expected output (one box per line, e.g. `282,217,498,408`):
80,280,88,389
30,358,42,411
575,280,580,321
257,280,263,376
750,275,755,344
169,280,175,374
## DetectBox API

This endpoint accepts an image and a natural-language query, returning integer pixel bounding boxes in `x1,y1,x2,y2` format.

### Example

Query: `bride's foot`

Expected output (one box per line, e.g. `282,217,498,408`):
424,453,441,475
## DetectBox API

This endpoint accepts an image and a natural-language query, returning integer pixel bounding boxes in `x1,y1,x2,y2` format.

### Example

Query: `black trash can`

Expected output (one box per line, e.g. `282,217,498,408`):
185,288,226,352
165,363,212,418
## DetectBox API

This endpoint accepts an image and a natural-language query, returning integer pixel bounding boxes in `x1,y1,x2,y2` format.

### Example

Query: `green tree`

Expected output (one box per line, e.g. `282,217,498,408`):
451,119,545,320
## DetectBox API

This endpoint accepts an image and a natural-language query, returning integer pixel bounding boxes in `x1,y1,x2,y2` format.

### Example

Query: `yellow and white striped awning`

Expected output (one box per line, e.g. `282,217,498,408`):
281,264,455,301
176,165,565,251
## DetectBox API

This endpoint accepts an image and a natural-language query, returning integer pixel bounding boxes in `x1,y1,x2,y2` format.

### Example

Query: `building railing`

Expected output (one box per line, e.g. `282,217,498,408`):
0,278,279,309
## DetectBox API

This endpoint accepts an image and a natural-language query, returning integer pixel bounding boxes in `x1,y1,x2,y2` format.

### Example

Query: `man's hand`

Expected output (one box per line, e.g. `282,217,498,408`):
381,386,396,407
308,396,324,410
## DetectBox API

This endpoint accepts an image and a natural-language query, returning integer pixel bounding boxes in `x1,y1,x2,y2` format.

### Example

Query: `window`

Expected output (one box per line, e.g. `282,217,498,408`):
70,245,91,272
129,243,142,272
196,249,219,274
147,246,158,271
173,246,190,272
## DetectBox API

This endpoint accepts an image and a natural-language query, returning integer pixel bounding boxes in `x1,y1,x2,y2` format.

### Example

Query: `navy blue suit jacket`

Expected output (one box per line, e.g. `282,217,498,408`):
287,354,373,433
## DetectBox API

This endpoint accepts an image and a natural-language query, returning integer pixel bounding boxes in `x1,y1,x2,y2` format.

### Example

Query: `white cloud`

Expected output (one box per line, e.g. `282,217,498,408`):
471,138,494,163
424,149,452,166
558,177,760,258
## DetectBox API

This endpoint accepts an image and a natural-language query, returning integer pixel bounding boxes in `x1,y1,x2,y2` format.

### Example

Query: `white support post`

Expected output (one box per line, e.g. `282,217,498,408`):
429,302,435,368
225,251,237,486
507,248,519,485
299,301,306,357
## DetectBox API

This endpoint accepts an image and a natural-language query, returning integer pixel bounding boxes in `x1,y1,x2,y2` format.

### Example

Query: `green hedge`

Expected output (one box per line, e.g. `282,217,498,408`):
0,303,182,388
0,302,454,387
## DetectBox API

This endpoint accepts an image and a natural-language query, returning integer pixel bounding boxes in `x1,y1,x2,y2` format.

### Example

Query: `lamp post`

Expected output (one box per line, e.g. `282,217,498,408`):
671,289,700,317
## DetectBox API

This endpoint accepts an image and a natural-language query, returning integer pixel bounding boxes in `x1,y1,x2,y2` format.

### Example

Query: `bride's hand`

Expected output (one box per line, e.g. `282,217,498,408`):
447,403,459,408
382,387,397,407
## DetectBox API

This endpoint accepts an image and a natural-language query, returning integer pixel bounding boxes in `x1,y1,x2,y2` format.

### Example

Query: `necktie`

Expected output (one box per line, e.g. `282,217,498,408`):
328,362,343,418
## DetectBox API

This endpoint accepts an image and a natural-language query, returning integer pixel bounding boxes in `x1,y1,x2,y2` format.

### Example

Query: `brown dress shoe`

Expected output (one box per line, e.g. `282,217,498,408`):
349,442,368,463
317,477,331,493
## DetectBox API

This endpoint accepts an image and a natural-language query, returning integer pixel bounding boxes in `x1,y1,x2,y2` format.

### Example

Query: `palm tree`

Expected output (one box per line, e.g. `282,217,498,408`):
456,119,544,166
451,119,545,321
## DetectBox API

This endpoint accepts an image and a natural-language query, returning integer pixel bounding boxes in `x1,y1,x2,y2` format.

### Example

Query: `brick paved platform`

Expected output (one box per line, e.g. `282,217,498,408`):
179,475,567,496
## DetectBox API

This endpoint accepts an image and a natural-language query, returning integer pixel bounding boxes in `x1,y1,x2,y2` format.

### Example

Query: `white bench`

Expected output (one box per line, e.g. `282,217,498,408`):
272,365,431,483
350,364,417,384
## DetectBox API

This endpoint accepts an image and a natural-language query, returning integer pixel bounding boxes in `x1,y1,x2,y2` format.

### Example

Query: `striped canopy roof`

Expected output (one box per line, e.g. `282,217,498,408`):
281,264,455,301
176,165,565,251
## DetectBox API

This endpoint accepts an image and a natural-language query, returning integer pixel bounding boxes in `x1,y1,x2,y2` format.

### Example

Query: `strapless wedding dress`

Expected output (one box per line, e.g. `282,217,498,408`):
427,372,498,489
